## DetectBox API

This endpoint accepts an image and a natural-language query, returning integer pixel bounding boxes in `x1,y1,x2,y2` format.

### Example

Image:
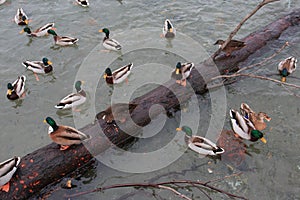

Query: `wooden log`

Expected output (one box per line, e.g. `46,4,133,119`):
1,9,299,200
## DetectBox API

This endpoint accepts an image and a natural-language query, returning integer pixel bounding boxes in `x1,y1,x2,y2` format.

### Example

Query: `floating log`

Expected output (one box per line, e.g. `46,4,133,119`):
1,9,299,200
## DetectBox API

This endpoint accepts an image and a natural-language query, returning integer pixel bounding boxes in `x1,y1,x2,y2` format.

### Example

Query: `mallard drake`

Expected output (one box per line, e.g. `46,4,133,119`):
214,39,245,56
162,19,176,39
278,56,297,82
96,103,138,123
22,57,53,81
176,126,224,156
0,156,21,192
98,28,122,51
171,62,194,87
14,8,29,25
47,29,78,46
44,117,90,150
7,75,26,100
229,109,267,143
20,23,55,37
240,103,271,131
104,63,133,84
76,0,89,7
55,81,86,110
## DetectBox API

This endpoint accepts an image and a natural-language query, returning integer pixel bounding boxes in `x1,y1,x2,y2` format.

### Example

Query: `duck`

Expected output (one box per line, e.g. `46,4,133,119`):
214,39,246,56
171,62,194,87
96,103,138,124
20,23,55,37
162,19,176,39
7,75,26,100
229,109,267,143
0,0,6,5
22,57,53,81
76,0,89,7
44,117,90,150
277,56,297,82
47,29,78,46
0,156,21,192
104,63,133,84
240,103,271,131
176,126,224,156
14,8,29,25
54,81,86,110
98,28,122,51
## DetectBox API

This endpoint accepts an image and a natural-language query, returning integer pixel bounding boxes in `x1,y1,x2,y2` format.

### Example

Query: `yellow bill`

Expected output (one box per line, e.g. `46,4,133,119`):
99,29,103,33
176,68,180,74
176,127,182,131
260,137,267,144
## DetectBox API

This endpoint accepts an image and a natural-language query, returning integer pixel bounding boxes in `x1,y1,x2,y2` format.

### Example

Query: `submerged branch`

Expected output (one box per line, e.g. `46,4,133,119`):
66,173,247,200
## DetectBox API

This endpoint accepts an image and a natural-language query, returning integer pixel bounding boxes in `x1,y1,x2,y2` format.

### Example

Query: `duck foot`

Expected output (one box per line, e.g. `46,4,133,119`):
60,145,70,151
34,73,40,81
0,182,10,192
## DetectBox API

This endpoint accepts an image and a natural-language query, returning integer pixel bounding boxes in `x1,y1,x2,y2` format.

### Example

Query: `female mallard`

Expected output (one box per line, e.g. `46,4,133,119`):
20,23,55,37
278,56,297,82
96,103,138,124
98,28,121,51
214,39,245,56
176,126,224,156
229,109,267,143
0,156,21,192
44,117,90,150
171,62,194,87
76,0,89,7
104,63,133,84
22,57,53,81
162,19,176,38
47,29,78,46
240,103,271,131
7,75,26,100
54,81,86,110
14,8,29,25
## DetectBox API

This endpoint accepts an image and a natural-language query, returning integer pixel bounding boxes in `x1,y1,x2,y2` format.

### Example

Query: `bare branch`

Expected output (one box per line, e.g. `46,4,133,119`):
236,42,289,74
158,185,192,200
212,0,280,59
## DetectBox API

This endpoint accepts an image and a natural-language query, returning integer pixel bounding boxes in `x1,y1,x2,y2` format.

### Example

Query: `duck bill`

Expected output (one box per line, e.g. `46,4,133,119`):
7,89,12,95
99,29,103,33
24,19,29,25
169,28,173,33
47,61,53,65
260,137,267,144
43,119,47,123
175,69,180,74
176,127,182,131
103,74,107,79
281,76,286,82
19,29,25,34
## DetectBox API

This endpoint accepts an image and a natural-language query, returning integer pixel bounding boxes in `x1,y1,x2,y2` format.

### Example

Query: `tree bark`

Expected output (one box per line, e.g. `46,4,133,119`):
1,9,299,200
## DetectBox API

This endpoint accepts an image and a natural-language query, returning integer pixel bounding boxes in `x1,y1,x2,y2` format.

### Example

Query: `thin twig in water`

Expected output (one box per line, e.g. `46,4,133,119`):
236,42,289,74
158,185,192,200
282,84,300,98
239,74,300,89
65,179,248,200
212,0,280,59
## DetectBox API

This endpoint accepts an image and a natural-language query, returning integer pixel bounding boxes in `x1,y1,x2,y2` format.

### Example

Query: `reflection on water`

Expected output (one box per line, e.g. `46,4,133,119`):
0,0,299,199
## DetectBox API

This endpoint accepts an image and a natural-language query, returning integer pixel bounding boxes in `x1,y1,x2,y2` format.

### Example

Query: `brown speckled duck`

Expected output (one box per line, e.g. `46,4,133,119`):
214,39,246,56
